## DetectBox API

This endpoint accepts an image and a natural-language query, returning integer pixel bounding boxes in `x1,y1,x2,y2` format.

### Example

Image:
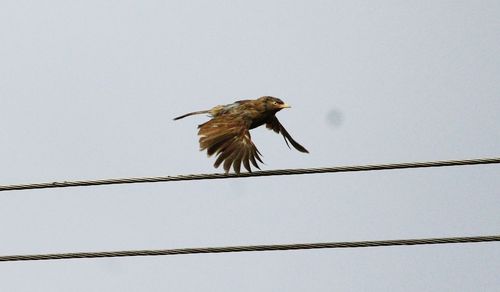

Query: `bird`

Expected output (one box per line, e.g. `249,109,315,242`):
174,96,309,174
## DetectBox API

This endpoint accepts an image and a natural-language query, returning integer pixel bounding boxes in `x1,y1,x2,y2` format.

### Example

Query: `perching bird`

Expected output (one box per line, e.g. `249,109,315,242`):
174,96,309,174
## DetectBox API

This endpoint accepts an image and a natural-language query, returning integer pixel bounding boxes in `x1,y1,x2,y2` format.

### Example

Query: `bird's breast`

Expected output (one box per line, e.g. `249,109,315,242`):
249,120,265,129
249,112,274,129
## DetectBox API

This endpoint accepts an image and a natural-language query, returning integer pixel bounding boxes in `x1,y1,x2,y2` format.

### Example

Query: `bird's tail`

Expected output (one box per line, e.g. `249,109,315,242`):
173,110,210,120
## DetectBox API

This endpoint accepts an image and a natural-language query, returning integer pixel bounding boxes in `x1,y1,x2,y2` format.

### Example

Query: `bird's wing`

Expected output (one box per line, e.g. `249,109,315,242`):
198,115,263,174
266,116,309,153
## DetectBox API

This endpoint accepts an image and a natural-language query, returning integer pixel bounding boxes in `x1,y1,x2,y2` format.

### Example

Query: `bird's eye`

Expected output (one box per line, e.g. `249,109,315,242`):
272,101,277,105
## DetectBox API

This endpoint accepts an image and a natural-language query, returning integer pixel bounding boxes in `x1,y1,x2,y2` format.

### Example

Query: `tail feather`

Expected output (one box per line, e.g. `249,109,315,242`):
173,110,210,120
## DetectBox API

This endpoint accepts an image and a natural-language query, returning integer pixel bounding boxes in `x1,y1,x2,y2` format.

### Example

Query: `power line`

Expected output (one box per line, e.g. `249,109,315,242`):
1,157,499,192
1,235,498,262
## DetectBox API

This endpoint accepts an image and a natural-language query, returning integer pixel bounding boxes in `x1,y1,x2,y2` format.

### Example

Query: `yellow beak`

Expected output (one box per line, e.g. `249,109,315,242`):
280,103,291,109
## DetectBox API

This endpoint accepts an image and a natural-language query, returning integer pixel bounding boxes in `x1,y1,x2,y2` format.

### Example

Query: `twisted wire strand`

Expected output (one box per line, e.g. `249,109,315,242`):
1,235,498,262
1,157,499,192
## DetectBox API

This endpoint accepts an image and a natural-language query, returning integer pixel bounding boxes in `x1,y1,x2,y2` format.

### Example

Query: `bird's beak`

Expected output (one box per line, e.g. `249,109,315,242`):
279,103,291,109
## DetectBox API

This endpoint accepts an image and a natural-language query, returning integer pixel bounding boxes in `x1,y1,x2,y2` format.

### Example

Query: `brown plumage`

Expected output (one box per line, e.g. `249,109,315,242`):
174,96,309,174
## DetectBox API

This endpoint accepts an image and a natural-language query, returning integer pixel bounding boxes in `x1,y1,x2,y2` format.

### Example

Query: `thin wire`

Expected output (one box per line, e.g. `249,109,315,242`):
1,235,498,262
1,157,499,192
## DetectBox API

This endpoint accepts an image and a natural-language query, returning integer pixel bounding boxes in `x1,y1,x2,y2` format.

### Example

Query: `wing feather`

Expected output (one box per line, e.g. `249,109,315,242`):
266,116,309,153
198,115,263,174
242,149,251,172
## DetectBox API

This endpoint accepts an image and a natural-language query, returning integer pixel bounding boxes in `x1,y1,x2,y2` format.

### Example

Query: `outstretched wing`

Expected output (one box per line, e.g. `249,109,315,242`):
198,115,263,174
266,116,309,153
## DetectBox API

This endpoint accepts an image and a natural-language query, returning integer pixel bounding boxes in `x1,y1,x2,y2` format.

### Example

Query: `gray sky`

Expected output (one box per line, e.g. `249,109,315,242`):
1,1,499,291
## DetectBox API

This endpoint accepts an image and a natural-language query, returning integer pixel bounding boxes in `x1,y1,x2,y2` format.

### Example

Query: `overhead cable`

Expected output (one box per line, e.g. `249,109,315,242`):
1,157,499,192
1,234,498,262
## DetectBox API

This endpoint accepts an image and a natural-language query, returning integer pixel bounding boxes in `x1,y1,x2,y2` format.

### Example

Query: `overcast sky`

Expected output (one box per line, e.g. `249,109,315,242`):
1,1,499,291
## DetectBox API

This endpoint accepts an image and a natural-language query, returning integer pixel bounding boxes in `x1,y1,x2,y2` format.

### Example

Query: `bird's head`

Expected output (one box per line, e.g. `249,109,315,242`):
259,96,291,112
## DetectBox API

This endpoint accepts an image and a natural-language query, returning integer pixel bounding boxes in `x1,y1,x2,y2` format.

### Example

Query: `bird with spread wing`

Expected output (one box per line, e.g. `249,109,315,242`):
174,96,309,174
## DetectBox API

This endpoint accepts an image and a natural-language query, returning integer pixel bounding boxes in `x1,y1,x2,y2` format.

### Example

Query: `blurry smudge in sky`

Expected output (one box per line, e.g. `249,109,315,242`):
326,108,343,128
